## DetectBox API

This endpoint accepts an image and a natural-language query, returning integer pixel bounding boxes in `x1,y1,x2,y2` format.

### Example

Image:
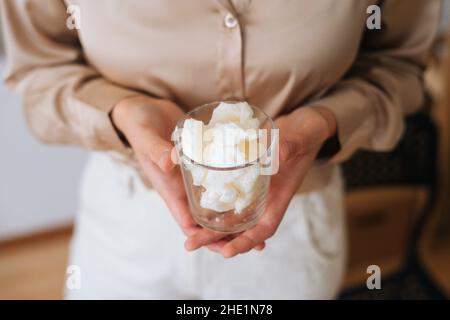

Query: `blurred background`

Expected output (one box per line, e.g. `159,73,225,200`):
0,4,449,299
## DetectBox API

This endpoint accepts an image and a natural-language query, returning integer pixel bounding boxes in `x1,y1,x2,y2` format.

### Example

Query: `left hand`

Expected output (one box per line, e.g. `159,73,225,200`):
184,106,338,257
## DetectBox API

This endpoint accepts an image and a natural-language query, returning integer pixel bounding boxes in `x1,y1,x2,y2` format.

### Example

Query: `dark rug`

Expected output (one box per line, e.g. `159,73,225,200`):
338,256,447,300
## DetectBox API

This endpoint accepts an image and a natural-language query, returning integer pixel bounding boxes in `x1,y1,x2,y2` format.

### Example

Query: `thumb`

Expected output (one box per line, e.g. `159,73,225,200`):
134,128,176,172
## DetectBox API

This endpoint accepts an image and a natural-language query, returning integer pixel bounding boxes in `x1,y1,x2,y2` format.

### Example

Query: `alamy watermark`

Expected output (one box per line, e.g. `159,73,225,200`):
366,265,382,290
66,5,81,30
366,5,381,30
66,265,81,290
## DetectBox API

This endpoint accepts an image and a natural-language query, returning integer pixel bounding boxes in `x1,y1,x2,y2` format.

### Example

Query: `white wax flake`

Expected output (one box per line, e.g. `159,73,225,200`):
200,187,235,212
181,102,263,213
181,119,204,163
219,188,238,204
203,143,246,168
208,101,254,127
233,165,260,194
185,163,207,186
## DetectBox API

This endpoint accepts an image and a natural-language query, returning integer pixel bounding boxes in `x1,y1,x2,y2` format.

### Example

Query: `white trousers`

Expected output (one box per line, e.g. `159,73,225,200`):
65,152,347,299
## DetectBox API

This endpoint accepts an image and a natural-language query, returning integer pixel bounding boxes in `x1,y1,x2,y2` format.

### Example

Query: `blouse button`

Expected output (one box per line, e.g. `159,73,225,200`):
224,12,238,29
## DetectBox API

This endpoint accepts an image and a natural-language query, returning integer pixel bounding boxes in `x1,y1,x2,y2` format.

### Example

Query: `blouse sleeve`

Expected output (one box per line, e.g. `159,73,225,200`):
1,0,140,152
312,0,441,162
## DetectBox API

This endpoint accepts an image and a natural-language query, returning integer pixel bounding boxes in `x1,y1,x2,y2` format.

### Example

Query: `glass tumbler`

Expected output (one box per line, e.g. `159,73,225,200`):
173,101,277,234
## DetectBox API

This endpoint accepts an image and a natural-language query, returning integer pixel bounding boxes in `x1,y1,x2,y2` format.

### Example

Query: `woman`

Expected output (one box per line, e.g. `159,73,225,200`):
1,0,440,299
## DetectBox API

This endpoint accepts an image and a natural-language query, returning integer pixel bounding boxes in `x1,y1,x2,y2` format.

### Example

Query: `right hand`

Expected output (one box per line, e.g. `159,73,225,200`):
111,95,199,236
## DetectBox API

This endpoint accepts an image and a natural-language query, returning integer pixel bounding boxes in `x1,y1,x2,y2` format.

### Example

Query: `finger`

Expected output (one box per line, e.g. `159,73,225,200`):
141,159,197,234
161,178,198,233
205,233,240,251
221,190,292,258
135,128,176,173
207,239,264,254
185,228,228,251
207,240,228,253
221,223,272,258
207,246,221,254
254,242,266,251
183,225,202,237
171,147,180,165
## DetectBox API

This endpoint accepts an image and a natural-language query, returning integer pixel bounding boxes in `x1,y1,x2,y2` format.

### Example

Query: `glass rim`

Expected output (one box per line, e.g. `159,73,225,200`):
175,100,277,171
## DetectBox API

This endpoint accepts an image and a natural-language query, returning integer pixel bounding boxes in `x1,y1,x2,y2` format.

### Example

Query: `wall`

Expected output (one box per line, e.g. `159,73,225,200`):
0,58,87,240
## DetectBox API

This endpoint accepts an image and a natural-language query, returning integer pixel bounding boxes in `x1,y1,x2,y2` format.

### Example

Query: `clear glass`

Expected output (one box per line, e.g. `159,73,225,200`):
174,101,277,234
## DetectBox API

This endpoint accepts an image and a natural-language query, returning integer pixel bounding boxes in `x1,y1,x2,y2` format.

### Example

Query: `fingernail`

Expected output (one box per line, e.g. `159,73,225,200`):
171,148,180,165
184,240,197,251
184,240,193,251
222,250,235,259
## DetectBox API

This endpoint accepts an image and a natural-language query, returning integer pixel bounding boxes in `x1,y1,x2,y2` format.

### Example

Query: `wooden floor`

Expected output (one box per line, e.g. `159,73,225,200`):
0,226,449,300
0,228,72,300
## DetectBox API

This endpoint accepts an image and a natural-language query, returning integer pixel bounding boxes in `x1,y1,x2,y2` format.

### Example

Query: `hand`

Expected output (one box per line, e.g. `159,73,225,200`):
184,106,337,257
112,95,200,236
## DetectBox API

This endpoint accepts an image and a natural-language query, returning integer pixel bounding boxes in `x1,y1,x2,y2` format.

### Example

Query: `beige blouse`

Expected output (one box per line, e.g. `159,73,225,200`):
0,0,441,192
